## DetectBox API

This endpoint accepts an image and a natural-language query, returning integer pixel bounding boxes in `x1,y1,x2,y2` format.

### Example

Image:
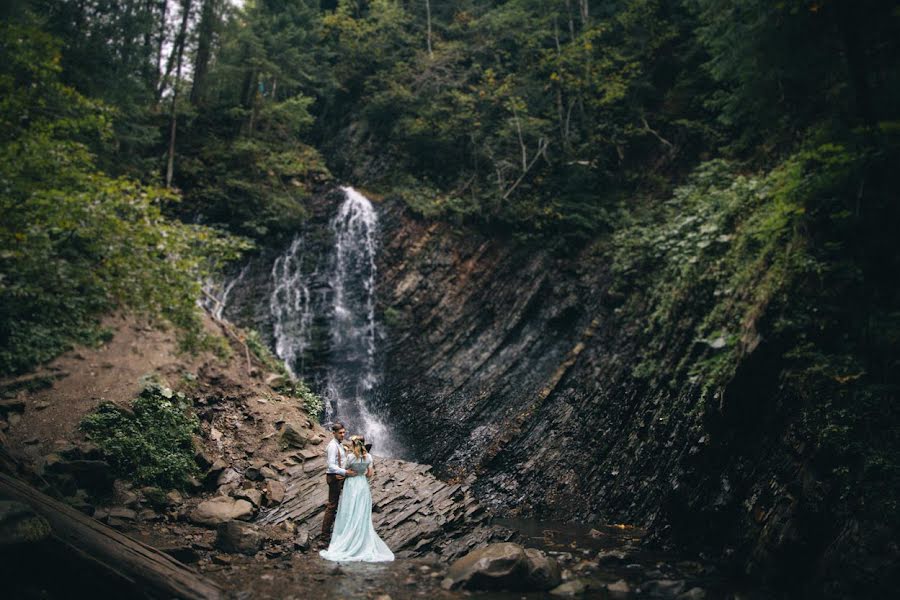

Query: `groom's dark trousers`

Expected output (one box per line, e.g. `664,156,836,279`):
321,474,345,544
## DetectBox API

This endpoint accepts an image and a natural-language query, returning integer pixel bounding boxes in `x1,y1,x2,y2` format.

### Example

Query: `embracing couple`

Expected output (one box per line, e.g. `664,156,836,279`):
319,422,394,562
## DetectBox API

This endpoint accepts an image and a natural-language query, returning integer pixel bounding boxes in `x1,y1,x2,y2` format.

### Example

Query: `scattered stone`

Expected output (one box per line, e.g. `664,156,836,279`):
293,529,310,552
137,509,158,521
607,579,633,599
588,528,603,538
676,588,707,600
549,579,591,597
596,550,629,564
189,497,254,526
194,447,215,471
0,501,51,546
265,373,286,390
34,400,51,410
118,489,140,508
141,486,169,509
162,545,201,563
524,547,562,589
243,460,267,481
216,520,263,555
643,579,686,598
374,595,392,600
165,490,184,506
217,468,241,487
211,553,233,565
264,480,285,506
259,466,278,480
277,421,315,449
234,488,263,508
107,507,137,521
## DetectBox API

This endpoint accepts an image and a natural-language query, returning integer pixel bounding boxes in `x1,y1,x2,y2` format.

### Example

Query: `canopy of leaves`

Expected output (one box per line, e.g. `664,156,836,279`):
0,21,251,375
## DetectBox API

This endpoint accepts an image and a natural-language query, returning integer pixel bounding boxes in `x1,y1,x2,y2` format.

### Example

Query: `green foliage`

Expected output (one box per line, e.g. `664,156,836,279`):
613,128,900,525
0,22,252,375
80,384,200,490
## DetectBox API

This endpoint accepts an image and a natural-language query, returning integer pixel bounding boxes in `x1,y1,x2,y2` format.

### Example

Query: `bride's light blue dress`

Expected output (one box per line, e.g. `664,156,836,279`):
319,454,394,562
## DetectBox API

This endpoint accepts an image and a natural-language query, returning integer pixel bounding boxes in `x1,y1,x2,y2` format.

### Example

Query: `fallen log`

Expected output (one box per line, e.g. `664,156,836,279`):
0,472,224,600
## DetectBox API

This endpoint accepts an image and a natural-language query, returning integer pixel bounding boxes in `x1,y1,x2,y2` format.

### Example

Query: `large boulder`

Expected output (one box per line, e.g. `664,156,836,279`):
189,496,254,527
443,543,559,592
215,520,263,555
525,547,562,589
277,421,315,449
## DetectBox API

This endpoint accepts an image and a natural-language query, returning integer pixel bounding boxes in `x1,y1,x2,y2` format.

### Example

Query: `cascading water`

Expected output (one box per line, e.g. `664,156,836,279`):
268,186,400,456
270,236,315,379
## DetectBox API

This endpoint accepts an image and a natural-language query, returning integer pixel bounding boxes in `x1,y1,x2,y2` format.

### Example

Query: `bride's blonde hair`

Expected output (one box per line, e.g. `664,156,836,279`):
349,435,367,459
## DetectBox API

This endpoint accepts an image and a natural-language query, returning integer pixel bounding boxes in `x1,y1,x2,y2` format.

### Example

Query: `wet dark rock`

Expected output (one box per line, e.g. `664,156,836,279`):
161,545,201,563
42,454,115,495
524,547,562,589
216,520,262,555
642,579,687,598
597,549,630,564
607,579,633,599
443,542,558,592
676,588,707,600
549,578,594,597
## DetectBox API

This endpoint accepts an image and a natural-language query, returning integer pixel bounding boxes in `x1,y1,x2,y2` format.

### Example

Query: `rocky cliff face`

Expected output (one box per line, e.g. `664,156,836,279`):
372,199,893,597
223,188,894,598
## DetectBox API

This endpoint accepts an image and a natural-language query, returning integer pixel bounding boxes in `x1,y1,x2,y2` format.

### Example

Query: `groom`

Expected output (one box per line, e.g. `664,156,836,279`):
320,421,349,548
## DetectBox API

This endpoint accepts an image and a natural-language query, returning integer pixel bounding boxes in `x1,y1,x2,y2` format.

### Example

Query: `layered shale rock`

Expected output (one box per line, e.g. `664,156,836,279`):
258,452,510,560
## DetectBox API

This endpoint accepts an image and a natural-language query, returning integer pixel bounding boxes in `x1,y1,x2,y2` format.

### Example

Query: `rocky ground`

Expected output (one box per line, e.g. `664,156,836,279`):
1,312,770,599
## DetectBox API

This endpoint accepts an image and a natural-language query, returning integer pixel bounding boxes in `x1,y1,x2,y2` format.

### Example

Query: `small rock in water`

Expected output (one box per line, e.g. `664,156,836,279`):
549,578,590,597
676,588,707,600
607,578,633,599
596,550,629,564
642,579,686,598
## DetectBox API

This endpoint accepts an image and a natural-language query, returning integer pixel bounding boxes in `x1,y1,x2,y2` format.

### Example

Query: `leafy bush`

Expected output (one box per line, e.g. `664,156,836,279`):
80,384,200,490
0,23,252,375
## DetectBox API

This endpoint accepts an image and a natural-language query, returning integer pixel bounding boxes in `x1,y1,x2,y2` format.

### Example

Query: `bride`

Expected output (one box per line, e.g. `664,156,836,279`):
319,435,394,562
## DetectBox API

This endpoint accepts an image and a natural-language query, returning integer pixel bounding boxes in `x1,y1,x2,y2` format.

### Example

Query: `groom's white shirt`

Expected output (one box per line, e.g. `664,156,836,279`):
325,438,348,476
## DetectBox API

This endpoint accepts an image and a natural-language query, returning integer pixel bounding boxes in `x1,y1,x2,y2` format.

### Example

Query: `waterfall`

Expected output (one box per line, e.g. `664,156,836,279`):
268,186,400,456
270,235,315,379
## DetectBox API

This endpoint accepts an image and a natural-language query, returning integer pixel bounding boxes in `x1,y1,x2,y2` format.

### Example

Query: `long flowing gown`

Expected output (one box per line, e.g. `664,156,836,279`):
319,453,394,562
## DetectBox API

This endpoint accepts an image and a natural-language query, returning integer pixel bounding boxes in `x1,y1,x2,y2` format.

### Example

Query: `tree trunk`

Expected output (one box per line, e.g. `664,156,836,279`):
834,2,875,126
425,0,433,58
190,0,220,107
165,0,192,188
0,472,224,600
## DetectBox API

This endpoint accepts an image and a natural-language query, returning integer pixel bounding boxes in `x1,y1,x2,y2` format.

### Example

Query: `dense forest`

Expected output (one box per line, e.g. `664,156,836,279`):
1,0,899,597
